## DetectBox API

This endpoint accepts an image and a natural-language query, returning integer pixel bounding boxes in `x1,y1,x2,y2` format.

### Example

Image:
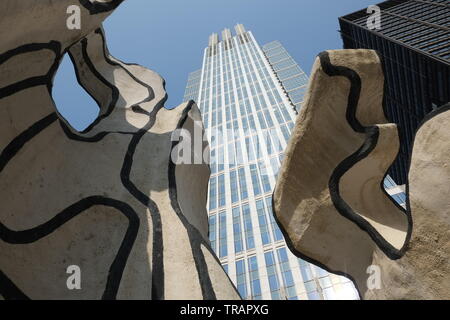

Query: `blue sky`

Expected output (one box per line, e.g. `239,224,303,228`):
54,0,377,130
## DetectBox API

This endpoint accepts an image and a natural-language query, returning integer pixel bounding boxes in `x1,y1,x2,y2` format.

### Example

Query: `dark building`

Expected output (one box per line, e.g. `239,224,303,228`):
339,0,449,184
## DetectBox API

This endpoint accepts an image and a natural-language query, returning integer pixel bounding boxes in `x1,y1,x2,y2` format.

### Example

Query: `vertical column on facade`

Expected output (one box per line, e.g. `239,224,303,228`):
231,33,284,299
229,36,256,299
219,30,235,278
242,34,291,181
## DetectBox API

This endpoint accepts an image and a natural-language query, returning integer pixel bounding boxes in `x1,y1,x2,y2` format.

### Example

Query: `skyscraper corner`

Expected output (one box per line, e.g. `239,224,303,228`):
183,24,359,300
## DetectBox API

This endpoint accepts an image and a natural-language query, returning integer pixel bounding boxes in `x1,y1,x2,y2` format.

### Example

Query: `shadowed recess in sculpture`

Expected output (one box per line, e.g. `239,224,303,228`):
318,51,411,257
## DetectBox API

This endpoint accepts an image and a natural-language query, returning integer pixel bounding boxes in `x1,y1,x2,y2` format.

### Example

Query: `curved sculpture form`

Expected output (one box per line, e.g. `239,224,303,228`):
0,1,239,300
273,49,449,299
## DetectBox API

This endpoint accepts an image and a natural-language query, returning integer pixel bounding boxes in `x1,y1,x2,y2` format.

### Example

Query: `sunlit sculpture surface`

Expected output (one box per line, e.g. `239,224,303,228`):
273,49,449,300
0,0,239,300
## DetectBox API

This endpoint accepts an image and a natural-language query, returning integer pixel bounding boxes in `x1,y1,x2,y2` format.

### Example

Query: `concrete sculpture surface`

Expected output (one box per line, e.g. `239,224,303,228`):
273,49,450,299
0,0,240,300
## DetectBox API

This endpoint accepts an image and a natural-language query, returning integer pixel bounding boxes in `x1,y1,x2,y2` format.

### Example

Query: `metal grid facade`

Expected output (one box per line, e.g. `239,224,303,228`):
339,0,450,184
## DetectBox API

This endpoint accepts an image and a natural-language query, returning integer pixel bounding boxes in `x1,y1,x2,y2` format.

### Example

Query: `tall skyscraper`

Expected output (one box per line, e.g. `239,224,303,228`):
339,0,450,184
183,24,359,300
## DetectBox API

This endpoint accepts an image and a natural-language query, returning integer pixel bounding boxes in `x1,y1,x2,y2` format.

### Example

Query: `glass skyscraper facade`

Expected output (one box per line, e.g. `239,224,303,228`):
183,24,359,300
262,41,310,113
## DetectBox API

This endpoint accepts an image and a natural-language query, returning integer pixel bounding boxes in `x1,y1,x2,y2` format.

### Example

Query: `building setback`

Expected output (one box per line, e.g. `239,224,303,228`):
183,24,359,300
339,0,450,184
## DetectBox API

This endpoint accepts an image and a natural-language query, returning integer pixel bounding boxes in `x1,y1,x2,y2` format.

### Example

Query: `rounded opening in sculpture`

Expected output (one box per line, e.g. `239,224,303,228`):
52,54,100,131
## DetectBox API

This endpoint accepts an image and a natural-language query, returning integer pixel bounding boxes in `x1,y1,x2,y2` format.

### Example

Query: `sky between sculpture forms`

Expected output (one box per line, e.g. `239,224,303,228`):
54,0,379,131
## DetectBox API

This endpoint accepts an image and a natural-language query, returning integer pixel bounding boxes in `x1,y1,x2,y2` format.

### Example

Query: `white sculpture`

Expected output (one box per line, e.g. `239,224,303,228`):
273,49,450,300
0,0,239,300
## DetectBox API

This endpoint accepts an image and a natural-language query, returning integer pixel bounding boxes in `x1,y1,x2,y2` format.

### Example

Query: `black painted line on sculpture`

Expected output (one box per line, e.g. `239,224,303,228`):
79,0,124,14
405,103,450,219
131,105,152,116
67,48,104,116
120,94,168,300
0,270,30,300
99,197,140,300
270,50,412,299
46,46,65,94
0,196,139,300
61,31,155,141
331,125,412,259
0,27,201,301
0,62,142,300
190,152,240,297
372,51,412,245
59,36,118,136
60,48,126,142
94,29,155,107
318,52,365,133
318,51,412,260
78,38,120,134
0,42,60,65
0,77,48,100
59,121,131,142
66,30,168,298
374,51,414,217
0,42,62,100
181,103,239,297
0,112,136,300
0,113,58,173
168,101,216,299
329,127,411,260
167,101,225,300
416,103,450,132
378,136,411,219
0,27,157,300
377,104,450,265
319,51,412,260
